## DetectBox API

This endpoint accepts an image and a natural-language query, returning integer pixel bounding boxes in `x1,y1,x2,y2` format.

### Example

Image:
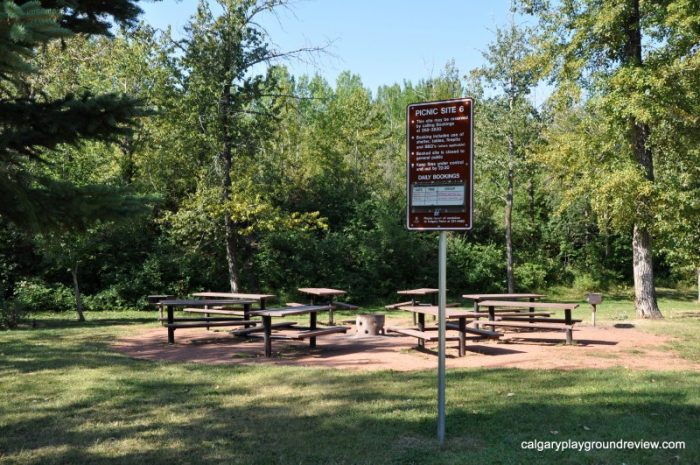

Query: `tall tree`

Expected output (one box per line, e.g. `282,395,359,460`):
471,13,539,292
0,0,148,231
179,0,323,292
524,0,700,318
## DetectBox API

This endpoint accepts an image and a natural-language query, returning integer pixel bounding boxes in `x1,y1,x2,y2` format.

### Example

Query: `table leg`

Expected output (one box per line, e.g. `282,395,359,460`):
158,302,164,326
458,317,466,357
263,315,272,357
328,297,334,326
417,313,425,348
310,311,317,349
167,305,175,344
243,303,251,328
565,309,572,325
411,297,417,325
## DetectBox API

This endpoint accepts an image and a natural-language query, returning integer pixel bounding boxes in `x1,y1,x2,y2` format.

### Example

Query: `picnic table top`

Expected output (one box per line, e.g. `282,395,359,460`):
462,293,545,300
397,288,439,296
159,299,257,306
192,292,276,300
298,288,346,297
477,300,579,310
250,305,332,317
397,305,476,318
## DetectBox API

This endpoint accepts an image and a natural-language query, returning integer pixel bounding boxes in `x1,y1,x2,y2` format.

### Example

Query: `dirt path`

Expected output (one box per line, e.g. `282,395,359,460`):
113,321,699,372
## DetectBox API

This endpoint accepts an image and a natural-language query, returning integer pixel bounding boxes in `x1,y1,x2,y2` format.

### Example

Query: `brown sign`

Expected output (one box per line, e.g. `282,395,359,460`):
406,98,473,230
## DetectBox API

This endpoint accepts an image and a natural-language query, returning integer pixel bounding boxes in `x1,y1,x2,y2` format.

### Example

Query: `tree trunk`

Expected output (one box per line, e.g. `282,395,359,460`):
219,83,241,292
625,0,662,319
505,170,515,293
71,263,85,322
632,225,662,318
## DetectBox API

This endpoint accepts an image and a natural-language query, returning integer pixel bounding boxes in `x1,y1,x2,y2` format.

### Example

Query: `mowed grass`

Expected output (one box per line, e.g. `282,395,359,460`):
1,301,699,465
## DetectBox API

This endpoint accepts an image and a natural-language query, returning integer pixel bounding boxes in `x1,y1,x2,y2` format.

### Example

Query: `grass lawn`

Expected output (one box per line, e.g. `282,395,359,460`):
1,296,699,464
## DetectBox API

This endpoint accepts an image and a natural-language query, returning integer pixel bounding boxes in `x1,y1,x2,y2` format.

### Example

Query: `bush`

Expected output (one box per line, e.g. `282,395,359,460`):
14,280,74,313
514,262,548,292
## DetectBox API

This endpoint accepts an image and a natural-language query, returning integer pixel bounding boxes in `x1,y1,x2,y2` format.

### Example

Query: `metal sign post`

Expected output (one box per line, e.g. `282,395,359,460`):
406,98,473,446
437,231,447,444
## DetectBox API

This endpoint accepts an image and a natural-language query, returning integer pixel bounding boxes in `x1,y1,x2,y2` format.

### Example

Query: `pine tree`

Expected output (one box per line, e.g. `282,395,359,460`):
0,0,148,230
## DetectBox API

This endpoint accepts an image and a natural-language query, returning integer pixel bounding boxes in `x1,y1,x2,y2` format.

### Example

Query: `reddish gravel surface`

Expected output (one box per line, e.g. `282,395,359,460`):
113,320,699,372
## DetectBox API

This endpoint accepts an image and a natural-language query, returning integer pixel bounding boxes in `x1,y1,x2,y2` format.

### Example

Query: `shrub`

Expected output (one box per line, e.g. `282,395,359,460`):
14,280,74,313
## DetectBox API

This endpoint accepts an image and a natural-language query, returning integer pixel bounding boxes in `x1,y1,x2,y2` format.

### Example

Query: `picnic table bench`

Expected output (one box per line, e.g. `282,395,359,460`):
160,299,259,344
389,305,503,357
475,300,580,345
236,305,348,357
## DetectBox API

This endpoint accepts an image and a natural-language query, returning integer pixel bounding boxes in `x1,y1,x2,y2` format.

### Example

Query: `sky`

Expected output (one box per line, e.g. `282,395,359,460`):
141,0,528,94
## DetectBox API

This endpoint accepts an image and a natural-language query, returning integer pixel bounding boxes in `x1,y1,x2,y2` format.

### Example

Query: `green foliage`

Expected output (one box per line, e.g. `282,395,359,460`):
14,279,73,312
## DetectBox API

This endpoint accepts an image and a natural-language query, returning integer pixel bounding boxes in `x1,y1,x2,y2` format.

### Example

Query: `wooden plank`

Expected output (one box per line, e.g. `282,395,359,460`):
385,300,415,309
182,308,246,315
192,292,275,300
397,288,439,296
462,293,544,300
500,317,582,324
294,326,349,339
472,321,575,331
477,300,579,310
386,326,460,342
298,288,346,297
166,320,258,329
159,317,249,322
250,305,330,317
446,322,502,338
232,321,297,336
332,301,359,310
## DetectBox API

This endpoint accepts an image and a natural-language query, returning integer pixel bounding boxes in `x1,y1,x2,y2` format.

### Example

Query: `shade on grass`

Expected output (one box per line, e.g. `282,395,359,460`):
0,313,698,464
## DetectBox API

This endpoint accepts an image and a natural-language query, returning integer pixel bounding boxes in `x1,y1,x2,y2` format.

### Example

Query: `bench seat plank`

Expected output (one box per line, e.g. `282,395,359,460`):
232,321,297,336
294,326,349,339
500,317,583,324
473,321,575,331
477,300,579,310
166,320,258,329
446,322,502,338
386,326,461,342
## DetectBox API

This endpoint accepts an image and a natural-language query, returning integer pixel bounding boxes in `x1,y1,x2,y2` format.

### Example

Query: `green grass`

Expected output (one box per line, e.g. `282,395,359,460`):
1,302,699,465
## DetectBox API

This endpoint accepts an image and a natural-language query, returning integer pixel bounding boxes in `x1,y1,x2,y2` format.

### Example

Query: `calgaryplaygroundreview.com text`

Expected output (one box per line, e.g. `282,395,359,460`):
521,439,686,453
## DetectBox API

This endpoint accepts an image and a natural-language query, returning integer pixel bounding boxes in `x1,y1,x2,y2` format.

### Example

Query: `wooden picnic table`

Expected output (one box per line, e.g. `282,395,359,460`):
298,288,347,325
192,292,275,310
476,300,580,345
462,293,544,312
160,299,257,344
389,305,501,357
241,305,347,357
395,288,439,324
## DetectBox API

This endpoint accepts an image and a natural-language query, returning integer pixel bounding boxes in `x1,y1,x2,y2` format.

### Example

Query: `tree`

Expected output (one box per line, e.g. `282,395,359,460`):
471,12,540,292
177,0,324,292
0,0,148,232
524,0,700,318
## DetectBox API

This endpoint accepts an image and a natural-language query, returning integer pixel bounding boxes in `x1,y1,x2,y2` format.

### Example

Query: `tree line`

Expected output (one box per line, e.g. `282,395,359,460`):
1,0,699,325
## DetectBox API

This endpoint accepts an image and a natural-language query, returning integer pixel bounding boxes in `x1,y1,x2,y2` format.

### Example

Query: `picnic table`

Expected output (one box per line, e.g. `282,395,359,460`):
298,288,347,325
393,288,439,324
387,305,502,357
160,299,257,344
233,305,348,357
475,300,580,345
